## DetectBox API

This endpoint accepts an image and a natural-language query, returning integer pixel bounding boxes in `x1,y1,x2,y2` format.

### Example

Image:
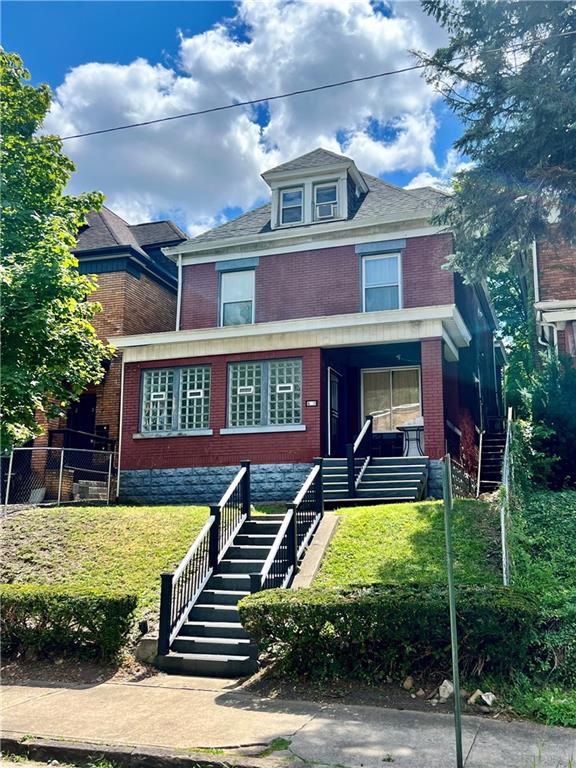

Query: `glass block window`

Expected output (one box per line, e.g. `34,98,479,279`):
180,366,211,430
141,366,211,433
229,362,262,427
269,359,302,425
363,254,400,312
228,359,302,428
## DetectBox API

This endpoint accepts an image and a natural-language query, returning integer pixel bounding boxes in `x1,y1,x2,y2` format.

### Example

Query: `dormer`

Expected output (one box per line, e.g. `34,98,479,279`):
261,148,369,230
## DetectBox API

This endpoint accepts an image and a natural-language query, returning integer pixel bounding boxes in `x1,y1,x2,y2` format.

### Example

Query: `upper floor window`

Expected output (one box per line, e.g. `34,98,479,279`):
280,187,303,225
228,359,302,428
362,253,401,312
314,183,338,220
220,270,255,326
141,365,211,433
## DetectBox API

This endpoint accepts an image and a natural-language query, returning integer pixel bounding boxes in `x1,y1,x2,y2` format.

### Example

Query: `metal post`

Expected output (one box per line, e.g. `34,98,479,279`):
443,455,463,768
209,504,221,568
4,450,14,511
106,452,113,505
346,443,355,497
57,448,65,507
313,457,324,516
241,459,251,519
158,572,174,656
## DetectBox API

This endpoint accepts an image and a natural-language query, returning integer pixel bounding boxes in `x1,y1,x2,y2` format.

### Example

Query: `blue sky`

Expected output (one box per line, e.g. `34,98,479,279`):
3,1,464,234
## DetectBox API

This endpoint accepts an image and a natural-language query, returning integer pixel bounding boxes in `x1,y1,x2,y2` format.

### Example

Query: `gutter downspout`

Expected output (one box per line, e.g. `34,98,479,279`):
176,253,182,332
116,355,125,499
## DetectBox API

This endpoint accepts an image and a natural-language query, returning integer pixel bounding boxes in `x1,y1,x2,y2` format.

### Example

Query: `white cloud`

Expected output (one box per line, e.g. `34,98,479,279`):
405,149,474,190
45,0,447,235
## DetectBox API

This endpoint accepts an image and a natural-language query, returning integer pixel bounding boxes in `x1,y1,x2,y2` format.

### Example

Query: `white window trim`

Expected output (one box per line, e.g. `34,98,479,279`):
360,365,421,434
313,181,339,221
279,186,304,226
219,269,255,327
362,252,403,312
220,425,306,435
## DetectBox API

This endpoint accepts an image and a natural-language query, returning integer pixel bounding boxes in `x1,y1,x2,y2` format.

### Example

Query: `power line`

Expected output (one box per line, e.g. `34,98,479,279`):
42,28,576,143
57,64,425,141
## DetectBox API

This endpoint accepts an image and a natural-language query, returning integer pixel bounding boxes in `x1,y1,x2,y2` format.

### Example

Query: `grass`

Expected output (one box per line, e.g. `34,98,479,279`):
315,498,501,587
0,505,209,620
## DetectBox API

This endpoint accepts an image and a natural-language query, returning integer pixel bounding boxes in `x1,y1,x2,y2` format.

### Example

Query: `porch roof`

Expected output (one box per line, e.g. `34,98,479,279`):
114,305,471,364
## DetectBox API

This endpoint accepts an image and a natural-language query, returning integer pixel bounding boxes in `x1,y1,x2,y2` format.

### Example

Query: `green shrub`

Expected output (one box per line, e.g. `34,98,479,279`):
239,583,538,681
0,584,137,661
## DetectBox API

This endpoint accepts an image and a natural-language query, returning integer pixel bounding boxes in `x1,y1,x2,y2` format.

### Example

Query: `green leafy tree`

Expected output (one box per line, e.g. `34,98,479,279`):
1,51,109,449
419,1,576,281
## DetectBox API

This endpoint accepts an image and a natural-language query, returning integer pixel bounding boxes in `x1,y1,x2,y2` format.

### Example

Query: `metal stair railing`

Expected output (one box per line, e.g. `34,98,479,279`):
346,416,373,496
250,458,324,594
157,460,251,656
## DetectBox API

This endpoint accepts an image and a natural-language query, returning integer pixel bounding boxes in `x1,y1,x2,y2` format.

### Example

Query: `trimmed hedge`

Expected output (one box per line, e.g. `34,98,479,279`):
1,584,138,661
239,583,539,681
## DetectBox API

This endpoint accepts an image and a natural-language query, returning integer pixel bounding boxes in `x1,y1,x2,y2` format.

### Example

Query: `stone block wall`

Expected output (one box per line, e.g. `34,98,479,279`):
119,462,311,505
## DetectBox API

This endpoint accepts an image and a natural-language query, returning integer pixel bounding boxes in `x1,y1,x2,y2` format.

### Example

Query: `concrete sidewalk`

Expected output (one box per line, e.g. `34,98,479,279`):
1,675,574,768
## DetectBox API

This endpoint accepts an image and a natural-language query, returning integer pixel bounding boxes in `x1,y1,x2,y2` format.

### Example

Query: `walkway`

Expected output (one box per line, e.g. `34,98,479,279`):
2,675,574,767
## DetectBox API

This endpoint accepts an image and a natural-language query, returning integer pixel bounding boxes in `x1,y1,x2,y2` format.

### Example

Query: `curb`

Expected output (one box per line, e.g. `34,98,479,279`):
1,734,298,768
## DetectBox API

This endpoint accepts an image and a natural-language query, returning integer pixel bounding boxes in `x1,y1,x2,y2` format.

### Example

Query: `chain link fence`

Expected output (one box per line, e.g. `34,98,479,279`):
2,447,118,510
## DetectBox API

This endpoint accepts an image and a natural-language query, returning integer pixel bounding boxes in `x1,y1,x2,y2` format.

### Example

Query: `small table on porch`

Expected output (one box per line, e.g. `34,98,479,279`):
398,419,425,457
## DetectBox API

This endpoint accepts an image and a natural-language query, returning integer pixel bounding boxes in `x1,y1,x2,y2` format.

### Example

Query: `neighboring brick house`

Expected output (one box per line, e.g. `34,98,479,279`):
40,206,186,451
531,235,576,361
114,148,503,502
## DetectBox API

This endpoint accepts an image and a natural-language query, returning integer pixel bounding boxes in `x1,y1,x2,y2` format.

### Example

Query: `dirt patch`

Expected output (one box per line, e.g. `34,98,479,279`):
1,653,160,686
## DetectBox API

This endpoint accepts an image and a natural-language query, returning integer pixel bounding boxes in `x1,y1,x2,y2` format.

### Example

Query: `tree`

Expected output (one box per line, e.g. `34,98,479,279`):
0,51,110,450
419,1,576,282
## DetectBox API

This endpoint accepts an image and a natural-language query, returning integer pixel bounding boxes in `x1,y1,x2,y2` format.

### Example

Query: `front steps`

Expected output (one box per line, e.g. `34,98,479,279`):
322,456,428,505
157,515,283,677
479,432,506,493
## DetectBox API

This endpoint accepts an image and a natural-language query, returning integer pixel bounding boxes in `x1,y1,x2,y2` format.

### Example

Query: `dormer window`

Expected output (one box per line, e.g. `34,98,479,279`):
280,187,303,225
314,183,338,220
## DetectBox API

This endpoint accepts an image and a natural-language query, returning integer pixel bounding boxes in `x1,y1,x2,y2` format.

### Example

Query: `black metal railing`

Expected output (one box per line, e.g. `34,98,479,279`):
48,428,116,453
251,459,324,594
346,416,373,496
157,460,251,656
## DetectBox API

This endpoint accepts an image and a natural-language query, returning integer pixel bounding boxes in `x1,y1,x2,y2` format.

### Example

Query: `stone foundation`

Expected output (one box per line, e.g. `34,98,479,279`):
119,463,311,505
427,459,444,499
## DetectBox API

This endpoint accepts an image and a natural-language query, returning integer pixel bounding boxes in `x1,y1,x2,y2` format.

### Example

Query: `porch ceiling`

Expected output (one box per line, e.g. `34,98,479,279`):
115,305,471,364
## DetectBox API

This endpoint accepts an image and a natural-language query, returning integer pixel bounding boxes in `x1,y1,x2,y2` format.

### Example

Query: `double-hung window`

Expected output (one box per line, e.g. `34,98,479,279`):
220,270,255,326
228,359,302,429
362,253,401,311
314,182,338,220
141,365,211,434
280,187,303,225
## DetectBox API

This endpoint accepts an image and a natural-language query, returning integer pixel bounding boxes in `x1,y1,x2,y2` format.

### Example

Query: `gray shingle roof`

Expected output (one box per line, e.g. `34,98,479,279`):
263,147,354,175
75,207,186,256
190,166,449,245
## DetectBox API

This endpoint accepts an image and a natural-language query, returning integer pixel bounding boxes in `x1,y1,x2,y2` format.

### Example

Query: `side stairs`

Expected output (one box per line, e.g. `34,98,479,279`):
322,456,428,505
157,515,283,677
479,432,506,493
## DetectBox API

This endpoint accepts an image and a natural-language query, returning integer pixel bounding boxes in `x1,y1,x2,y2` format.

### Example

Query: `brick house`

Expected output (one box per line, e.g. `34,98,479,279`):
38,206,186,452
114,149,503,502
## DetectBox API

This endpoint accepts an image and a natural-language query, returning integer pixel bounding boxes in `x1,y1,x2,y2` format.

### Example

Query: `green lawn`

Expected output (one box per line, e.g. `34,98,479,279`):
0,505,209,621
315,499,501,587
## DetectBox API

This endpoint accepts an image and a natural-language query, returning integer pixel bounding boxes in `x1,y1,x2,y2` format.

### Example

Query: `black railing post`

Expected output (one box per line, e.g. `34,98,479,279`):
158,572,173,656
241,460,251,519
209,504,221,568
313,457,324,516
346,442,355,497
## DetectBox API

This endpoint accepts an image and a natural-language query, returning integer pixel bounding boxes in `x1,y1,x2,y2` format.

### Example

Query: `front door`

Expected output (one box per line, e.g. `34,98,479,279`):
67,394,97,448
327,368,343,456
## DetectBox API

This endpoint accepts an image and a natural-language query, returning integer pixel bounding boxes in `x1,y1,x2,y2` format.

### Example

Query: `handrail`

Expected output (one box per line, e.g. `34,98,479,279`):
476,430,485,497
500,406,513,586
353,417,373,453
251,508,296,593
355,455,370,489
219,465,247,508
293,463,320,507
173,516,215,581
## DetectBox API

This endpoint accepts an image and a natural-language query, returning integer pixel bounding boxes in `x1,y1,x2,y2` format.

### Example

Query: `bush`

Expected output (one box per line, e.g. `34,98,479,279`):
1,584,138,661
239,583,538,681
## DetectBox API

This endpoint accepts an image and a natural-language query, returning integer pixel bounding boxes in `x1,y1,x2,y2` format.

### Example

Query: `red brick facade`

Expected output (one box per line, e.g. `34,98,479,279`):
421,338,446,460
180,234,455,330
121,348,322,469
536,236,576,302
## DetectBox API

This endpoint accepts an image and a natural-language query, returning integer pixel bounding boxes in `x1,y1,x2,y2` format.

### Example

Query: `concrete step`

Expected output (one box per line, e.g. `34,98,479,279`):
218,559,265,574
358,478,421,487
157,652,257,678
324,496,417,506
207,573,252,591
356,487,419,498
234,534,276,546
370,456,428,466
242,521,282,535
189,603,239,623
227,545,270,560
200,589,249,605
180,621,249,640
172,635,257,658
